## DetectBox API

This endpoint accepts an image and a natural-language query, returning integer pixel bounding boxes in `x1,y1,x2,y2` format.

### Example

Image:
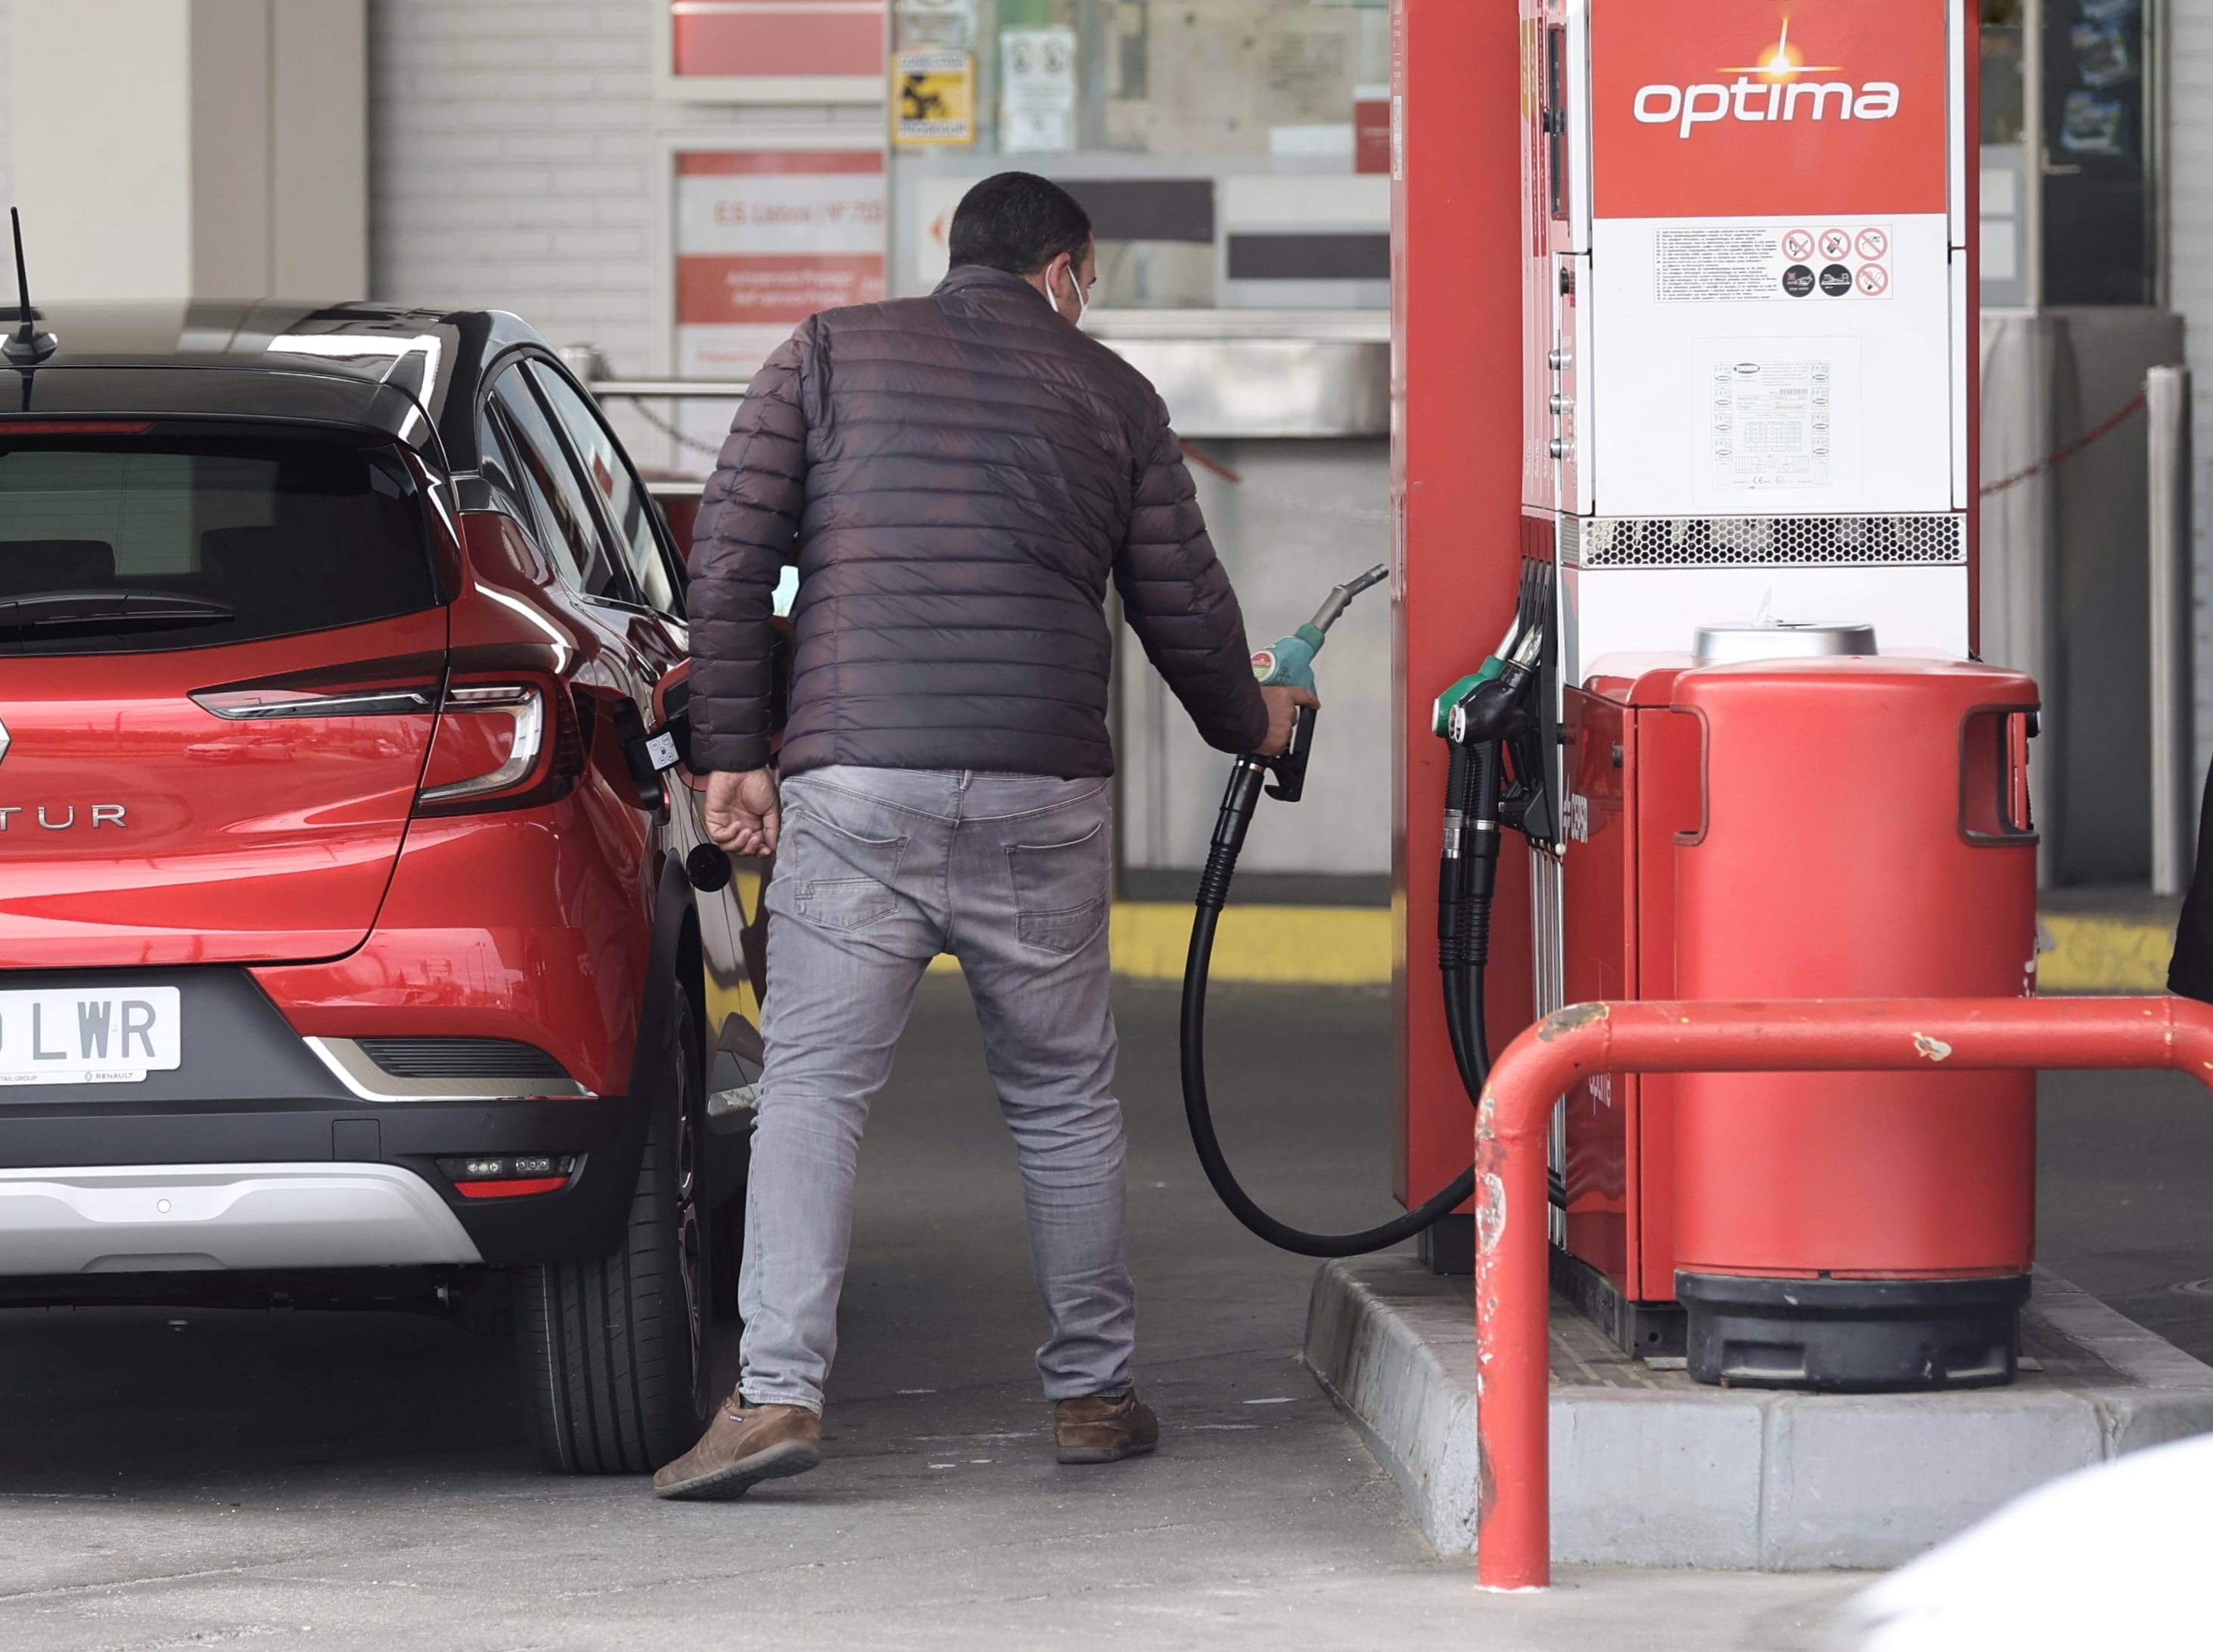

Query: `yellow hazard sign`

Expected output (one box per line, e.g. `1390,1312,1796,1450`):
893,48,974,147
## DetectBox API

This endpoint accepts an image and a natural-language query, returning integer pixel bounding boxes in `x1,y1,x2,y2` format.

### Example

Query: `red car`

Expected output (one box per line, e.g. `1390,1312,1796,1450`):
0,301,764,1473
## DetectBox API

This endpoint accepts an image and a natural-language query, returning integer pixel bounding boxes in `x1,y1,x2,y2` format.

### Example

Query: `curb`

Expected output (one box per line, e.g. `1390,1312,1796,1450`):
927,902,1395,986
2039,914,2175,994
928,903,2174,992
1303,1258,2213,1570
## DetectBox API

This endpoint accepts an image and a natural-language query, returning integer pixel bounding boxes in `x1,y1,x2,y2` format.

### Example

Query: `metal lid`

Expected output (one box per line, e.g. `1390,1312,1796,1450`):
1695,623,1877,665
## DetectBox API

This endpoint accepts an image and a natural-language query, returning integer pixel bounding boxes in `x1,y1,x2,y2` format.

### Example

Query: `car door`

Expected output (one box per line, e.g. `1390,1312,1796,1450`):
518,363,763,1121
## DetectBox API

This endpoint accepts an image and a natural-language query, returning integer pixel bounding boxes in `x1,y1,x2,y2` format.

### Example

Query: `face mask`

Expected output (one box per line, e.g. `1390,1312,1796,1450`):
1058,258,1090,324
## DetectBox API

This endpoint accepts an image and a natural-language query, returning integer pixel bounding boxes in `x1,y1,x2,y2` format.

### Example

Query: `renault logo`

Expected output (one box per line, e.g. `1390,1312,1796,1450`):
0,713,8,765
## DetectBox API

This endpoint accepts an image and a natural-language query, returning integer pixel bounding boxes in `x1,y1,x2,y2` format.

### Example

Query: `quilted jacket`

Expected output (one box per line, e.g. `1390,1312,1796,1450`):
685,264,1270,778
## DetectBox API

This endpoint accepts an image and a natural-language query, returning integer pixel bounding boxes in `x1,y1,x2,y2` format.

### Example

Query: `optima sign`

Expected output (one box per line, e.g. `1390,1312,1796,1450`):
1631,79,1902,139
1591,0,1948,219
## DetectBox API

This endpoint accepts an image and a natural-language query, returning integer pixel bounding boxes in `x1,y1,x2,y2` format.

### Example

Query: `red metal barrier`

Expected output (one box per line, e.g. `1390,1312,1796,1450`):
1472,994,2213,1592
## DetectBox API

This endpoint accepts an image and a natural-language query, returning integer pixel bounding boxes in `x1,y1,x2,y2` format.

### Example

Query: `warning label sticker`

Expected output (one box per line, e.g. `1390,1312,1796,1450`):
1657,225,1891,303
1710,360,1832,489
894,49,976,147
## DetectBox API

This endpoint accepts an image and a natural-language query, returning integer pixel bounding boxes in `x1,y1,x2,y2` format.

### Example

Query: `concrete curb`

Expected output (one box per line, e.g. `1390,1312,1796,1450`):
2038,914,2175,993
924,904,2165,989
1302,1259,1479,1553
1303,1258,2213,1570
926,902,1395,985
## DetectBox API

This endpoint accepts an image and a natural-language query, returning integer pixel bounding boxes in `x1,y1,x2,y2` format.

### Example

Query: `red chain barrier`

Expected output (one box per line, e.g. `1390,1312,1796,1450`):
1981,390,2148,498
1179,438,1244,484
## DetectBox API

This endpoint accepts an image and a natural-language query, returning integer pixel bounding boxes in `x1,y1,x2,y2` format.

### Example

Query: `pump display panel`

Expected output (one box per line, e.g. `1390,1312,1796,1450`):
1527,0,1971,684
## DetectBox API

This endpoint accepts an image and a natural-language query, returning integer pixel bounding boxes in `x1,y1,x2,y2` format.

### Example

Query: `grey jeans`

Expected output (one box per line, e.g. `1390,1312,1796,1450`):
738,765,1130,1413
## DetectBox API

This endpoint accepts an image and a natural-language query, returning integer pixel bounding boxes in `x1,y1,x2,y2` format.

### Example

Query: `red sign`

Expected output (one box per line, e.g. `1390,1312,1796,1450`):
1590,0,1948,220
1356,95,1393,175
676,150,886,379
672,0,885,80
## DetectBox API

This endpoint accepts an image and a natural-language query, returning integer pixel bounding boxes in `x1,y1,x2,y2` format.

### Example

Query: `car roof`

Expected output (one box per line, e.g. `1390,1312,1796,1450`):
0,300,553,474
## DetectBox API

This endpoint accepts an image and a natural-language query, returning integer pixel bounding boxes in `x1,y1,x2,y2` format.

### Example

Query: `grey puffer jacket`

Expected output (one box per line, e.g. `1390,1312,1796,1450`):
685,264,1270,779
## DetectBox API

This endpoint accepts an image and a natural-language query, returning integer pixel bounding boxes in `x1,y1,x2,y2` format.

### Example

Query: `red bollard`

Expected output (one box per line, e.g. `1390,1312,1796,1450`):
1472,995,2213,1593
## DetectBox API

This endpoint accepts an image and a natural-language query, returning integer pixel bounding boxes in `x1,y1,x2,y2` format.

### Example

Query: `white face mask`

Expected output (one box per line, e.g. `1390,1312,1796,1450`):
1057,256,1090,324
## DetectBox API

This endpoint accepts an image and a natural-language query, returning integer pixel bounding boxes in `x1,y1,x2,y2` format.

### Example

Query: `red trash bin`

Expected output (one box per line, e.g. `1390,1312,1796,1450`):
1671,657,2040,1390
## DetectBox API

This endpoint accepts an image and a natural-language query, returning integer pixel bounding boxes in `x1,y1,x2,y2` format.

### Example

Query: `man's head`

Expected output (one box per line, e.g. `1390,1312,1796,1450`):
947,172,1096,325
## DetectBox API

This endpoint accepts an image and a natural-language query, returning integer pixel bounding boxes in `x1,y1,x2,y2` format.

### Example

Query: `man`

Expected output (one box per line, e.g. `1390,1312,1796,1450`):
655,172,1313,1500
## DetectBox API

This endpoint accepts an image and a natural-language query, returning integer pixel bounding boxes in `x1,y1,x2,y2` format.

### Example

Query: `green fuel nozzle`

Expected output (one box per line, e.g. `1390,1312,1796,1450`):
1251,562,1388,694
1245,562,1388,805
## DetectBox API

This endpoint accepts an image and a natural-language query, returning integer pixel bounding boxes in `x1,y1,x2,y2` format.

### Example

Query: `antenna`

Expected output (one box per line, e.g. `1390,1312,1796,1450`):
3,209,58,368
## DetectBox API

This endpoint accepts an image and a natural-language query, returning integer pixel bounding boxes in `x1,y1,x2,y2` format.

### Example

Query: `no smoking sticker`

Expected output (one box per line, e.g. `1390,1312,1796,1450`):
1657,222,1893,303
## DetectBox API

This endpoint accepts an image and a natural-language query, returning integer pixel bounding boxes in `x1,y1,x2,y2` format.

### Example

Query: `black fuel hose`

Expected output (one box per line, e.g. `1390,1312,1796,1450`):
1179,747,1497,1258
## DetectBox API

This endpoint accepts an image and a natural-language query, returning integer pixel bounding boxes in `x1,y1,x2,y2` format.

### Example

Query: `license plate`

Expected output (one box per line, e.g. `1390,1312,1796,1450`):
0,986,183,1085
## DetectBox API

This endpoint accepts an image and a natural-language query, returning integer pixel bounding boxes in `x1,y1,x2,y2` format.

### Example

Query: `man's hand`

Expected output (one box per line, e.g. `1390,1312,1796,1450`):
1255,684,1321,758
705,768,782,857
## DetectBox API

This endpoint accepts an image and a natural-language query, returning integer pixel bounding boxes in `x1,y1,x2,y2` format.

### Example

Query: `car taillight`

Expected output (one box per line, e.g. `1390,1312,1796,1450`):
412,678,585,817
437,1154,577,1200
191,684,441,719
189,655,448,722
419,685,542,803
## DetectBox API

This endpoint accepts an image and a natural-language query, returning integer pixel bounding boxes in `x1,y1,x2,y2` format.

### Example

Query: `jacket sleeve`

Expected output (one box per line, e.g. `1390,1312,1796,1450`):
686,328,810,772
1114,400,1272,756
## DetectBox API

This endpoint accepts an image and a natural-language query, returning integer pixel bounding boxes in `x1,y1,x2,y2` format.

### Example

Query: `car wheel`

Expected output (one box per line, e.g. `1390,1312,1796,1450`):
514,989,716,1473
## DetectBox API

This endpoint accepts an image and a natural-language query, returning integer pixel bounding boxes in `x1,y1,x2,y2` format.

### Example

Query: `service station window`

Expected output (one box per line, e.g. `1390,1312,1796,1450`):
895,0,1391,309
1980,0,2159,309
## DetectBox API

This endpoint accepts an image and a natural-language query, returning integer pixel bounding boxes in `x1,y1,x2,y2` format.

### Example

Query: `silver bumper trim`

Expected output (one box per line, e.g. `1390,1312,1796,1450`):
0,1163,483,1275
304,1037,594,1103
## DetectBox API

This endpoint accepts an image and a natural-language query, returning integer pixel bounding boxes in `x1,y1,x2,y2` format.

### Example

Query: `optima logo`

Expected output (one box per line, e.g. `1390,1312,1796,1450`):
1633,20,1898,139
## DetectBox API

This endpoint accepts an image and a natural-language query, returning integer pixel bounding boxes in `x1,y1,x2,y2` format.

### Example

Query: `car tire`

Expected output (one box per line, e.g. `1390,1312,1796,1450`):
514,989,716,1473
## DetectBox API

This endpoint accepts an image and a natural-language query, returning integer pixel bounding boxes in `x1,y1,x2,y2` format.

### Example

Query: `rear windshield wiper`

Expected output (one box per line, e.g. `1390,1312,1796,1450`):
0,588,236,639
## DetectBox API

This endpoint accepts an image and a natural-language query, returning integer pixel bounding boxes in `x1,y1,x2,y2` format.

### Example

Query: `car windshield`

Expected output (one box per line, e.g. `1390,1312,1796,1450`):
0,430,437,654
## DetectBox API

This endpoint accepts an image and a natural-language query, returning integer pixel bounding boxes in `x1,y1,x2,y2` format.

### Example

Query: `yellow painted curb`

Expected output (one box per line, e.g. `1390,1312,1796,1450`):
1110,901,1393,984
2038,913,2175,995
927,901,1394,985
919,904,2177,993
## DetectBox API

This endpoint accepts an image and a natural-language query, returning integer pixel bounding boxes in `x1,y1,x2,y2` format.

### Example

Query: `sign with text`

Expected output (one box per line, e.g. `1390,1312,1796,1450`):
674,149,888,381
1590,0,1947,219
893,48,976,145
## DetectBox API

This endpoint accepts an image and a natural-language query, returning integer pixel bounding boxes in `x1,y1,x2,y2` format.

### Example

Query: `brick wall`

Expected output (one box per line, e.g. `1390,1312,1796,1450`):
368,0,874,467
369,0,871,368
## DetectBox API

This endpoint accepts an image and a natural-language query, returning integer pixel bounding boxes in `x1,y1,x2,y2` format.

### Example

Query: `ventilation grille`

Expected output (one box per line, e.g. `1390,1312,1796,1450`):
355,1038,568,1079
1573,514,1964,570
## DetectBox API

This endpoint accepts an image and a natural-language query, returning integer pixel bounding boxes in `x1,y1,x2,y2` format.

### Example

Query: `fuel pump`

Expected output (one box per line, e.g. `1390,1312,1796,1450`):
1178,564,1552,1257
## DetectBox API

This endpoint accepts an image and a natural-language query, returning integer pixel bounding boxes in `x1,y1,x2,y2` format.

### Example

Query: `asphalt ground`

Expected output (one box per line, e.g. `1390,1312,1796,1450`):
1,976,2205,1648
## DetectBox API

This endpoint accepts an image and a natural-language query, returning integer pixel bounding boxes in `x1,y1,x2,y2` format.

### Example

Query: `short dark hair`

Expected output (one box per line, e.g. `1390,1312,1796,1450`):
947,172,1093,276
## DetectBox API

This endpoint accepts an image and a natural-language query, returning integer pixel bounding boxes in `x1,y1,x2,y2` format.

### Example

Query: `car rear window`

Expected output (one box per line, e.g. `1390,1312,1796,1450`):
0,430,437,654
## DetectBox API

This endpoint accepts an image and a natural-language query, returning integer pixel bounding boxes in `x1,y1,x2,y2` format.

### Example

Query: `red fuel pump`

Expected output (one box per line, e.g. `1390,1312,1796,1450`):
1393,0,2017,1388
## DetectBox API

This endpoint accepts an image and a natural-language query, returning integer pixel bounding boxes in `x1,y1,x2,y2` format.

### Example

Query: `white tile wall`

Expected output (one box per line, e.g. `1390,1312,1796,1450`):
2174,0,2213,774
0,2,14,207
371,0,667,376
368,0,873,470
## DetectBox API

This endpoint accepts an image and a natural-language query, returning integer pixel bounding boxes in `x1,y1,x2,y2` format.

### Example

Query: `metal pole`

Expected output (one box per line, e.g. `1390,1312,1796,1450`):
1472,993,2213,1593
2148,365,2194,894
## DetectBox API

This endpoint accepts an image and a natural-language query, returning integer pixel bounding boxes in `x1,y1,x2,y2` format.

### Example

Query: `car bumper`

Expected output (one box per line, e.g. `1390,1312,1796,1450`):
0,1161,481,1275
0,967,649,1269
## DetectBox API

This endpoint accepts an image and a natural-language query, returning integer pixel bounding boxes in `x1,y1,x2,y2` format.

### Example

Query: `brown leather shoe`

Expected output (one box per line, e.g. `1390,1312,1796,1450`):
1054,1390,1159,1465
652,1397,822,1500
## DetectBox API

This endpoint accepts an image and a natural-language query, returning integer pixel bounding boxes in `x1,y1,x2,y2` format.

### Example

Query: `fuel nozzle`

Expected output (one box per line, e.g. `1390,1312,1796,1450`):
1248,562,1388,804
1433,557,1553,976
1431,558,1547,741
